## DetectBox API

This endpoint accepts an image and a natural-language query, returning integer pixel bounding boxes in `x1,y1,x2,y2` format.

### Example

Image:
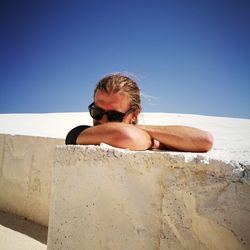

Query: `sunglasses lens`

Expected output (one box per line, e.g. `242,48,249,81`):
88,103,130,122
89,107,104,120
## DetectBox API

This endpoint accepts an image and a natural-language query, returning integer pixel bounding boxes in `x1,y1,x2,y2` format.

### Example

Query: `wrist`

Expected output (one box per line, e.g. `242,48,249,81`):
150,139,160,149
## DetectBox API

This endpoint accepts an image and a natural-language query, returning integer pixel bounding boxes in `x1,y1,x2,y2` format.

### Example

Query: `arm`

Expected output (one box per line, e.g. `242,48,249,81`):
137,125,213,152
76,122,152,150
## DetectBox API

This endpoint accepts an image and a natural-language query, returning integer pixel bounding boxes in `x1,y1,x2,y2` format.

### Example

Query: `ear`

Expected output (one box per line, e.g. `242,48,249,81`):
131,109,140,124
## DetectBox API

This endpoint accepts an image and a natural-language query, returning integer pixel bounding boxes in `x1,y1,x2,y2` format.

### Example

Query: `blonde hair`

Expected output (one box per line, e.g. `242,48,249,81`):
94,73,141,113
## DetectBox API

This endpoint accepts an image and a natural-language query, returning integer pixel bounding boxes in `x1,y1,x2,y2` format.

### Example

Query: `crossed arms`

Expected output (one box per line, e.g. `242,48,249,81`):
75,123,213,152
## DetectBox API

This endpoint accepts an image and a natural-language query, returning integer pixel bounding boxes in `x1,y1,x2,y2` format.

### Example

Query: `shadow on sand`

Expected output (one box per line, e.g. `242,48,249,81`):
0,210,48,244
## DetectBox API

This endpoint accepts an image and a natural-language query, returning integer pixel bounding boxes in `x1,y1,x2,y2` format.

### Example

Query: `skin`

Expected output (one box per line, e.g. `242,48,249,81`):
76,90,213,152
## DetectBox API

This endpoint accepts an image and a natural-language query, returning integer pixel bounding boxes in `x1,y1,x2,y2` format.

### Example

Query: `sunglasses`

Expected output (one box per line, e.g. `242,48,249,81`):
88,102,134,122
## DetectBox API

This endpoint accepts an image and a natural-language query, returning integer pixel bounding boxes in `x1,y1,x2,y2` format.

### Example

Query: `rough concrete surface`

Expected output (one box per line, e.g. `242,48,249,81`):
0,134,64,226
47,145,250,250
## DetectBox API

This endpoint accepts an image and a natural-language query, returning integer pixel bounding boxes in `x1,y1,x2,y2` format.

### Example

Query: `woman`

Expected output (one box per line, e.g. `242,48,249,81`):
66,73,213,152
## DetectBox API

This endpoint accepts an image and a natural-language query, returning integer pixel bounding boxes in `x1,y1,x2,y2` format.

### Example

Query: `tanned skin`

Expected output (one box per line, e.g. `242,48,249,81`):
76,90,213,152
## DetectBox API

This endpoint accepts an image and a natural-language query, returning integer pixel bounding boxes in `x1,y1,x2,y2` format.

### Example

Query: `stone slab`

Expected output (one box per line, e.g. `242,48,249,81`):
0,134,64,226
47,145,250,250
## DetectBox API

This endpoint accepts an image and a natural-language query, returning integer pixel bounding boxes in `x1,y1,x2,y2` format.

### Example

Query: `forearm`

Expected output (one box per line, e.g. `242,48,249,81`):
76,123,117,145
76,123,152,150
137,125,213,152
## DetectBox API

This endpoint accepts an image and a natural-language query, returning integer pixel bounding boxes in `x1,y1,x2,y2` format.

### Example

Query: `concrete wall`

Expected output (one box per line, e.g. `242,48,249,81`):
0,134,64,226
47,145,250,250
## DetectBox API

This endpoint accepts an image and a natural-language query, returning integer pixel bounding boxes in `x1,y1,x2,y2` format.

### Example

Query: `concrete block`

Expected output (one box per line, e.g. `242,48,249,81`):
0,134,64,226
47,145,250,250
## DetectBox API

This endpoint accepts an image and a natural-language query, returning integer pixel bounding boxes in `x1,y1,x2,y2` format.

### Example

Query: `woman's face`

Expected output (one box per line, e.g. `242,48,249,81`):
93,89,138,125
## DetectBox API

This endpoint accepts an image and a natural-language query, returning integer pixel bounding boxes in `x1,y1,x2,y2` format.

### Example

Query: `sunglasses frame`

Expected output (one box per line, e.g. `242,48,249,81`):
88,102,134,122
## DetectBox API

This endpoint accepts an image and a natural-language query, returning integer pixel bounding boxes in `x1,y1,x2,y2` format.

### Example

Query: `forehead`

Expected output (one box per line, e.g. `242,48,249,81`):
94,89,131,110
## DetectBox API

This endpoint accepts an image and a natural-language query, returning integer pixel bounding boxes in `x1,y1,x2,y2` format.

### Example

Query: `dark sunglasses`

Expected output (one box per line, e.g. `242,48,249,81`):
88,102,134,122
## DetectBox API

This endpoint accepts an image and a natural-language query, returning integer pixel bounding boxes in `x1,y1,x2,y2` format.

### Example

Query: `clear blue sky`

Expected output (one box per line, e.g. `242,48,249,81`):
0,0,249,118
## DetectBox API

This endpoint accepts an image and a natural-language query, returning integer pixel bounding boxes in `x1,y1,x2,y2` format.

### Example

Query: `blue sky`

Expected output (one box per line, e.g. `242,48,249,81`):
0,0,249,118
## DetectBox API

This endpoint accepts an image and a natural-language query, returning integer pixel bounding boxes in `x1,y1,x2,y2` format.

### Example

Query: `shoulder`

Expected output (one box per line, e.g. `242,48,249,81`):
65,125,91,145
